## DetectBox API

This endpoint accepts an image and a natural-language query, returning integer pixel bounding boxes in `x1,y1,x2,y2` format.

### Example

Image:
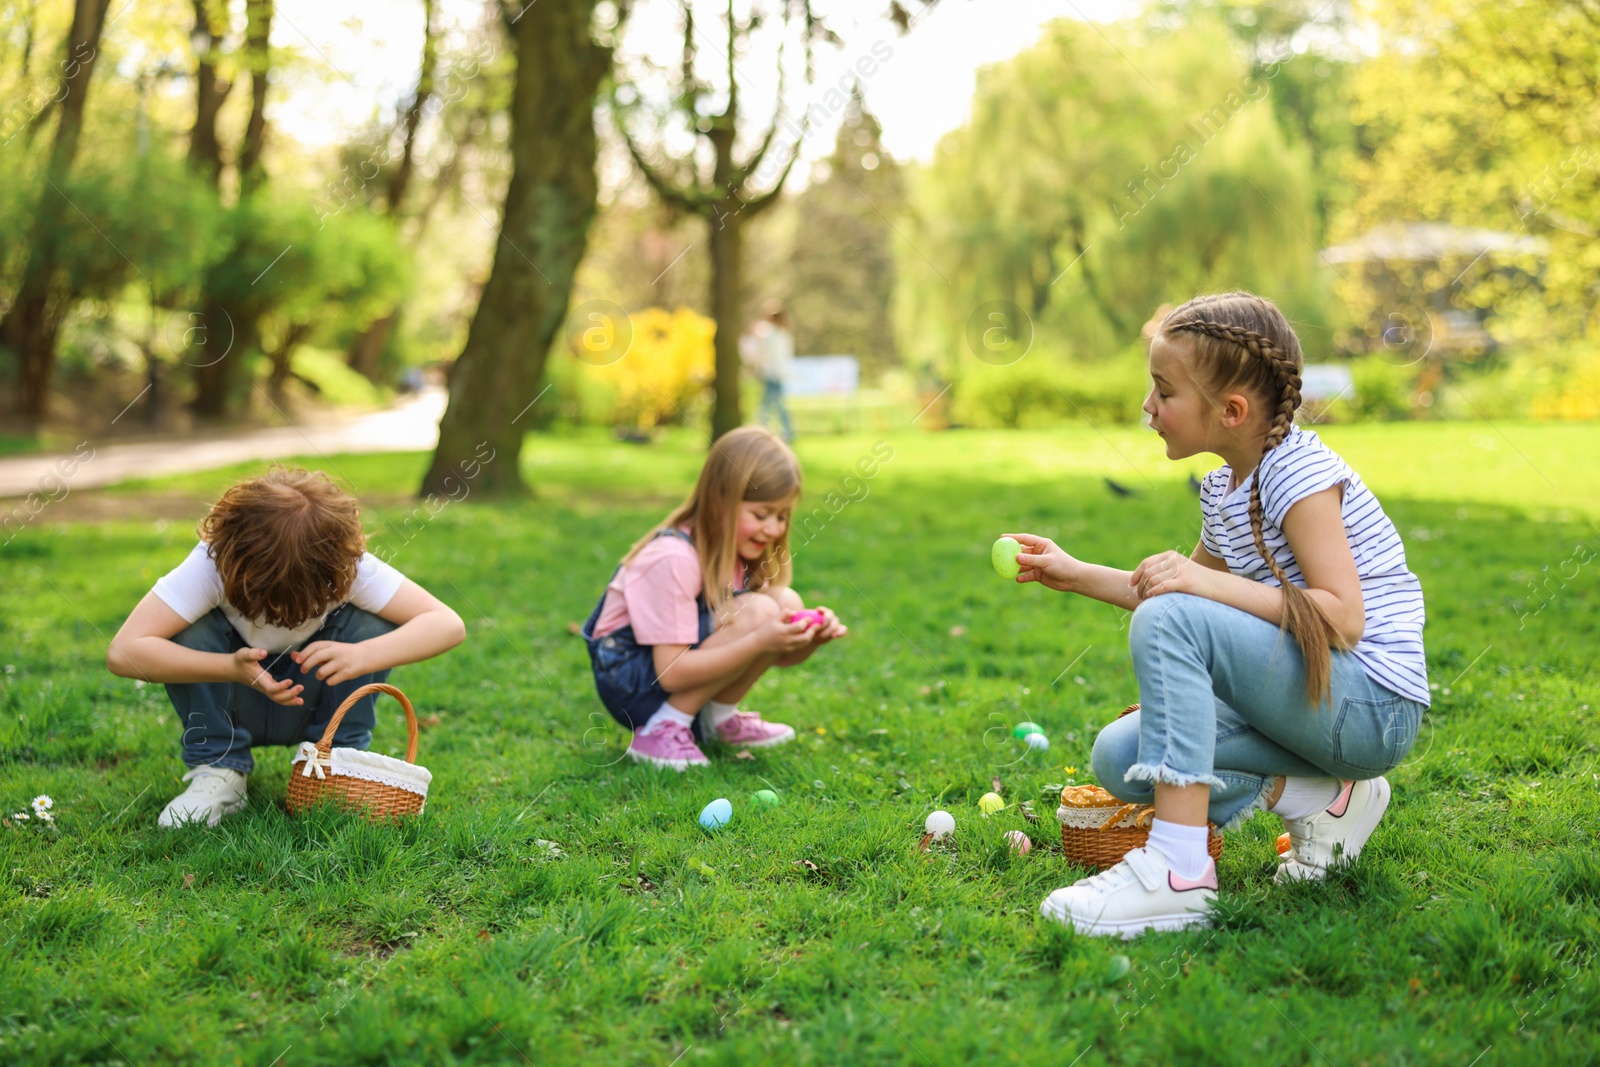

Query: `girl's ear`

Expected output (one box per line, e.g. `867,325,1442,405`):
1220,392,1252,429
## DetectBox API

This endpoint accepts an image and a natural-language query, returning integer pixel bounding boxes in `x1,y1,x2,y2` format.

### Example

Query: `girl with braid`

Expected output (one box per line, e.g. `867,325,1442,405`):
1009,291,1428,938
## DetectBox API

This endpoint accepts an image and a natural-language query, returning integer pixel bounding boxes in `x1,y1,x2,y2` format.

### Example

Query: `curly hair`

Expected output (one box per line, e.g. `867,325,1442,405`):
197,467,367,629
1157,291,1342,703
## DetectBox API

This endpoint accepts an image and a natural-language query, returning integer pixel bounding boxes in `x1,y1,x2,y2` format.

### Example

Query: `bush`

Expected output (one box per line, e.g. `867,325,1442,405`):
951,350,1148,428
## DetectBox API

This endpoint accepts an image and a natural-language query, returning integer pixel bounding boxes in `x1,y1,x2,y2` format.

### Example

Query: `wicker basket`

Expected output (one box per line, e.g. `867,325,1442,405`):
1056,703,1223,869
287,683,431,821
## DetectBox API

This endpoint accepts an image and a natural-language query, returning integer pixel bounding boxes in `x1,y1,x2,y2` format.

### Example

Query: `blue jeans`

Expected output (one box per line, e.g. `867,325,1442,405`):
165,606,398,773
758,379,794,441
1093,593,1427,829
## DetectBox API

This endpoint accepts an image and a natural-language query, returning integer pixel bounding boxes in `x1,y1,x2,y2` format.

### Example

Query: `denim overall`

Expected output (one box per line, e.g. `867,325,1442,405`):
581,528,723,734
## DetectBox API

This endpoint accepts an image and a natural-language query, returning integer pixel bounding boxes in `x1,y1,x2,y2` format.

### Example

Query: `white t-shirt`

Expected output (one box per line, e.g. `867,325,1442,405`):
1198,427,1429,706
153,541,406,652
746,322,794,382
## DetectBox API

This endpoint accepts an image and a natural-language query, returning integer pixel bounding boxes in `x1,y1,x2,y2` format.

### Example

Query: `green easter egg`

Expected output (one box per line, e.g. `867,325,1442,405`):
978,791,1004,814
992,536,1023,579
1012,721,1044,739
751,789,781,810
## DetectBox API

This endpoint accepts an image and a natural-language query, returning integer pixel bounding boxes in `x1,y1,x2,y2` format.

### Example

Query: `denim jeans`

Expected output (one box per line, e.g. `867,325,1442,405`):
1093,593,1426,829
758,379,794,441
165,605,398,773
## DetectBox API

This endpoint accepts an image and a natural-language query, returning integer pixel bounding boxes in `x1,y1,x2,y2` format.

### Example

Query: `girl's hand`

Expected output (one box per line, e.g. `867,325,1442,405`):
1130,550,1215,601
809,606,848,644
760,615,815,655
292,640,375,686
1005,532,1082,592
231,647,304,706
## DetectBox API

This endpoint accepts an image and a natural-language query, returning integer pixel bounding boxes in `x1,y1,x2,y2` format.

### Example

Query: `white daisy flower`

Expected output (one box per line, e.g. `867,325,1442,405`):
31,795,52,816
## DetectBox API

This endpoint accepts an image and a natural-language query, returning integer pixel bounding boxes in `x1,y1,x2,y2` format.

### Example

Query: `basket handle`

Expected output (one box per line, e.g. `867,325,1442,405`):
312,682,419,765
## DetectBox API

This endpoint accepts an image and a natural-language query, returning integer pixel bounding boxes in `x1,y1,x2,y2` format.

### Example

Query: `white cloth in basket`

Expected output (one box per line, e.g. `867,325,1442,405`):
292,741,432,797
1056,803,1149,831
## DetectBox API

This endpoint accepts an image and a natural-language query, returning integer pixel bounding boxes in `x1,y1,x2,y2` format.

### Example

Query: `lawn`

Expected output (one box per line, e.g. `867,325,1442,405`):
2,421,1598,1065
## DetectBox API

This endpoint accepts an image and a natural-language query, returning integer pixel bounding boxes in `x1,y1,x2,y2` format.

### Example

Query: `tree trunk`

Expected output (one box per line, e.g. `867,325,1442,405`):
0,0,112,424
187,0,231,187
345,0,438,383
708,204,745,440
192,0,272,420
419,0,609,499
347,310,397,381
237,0,271,197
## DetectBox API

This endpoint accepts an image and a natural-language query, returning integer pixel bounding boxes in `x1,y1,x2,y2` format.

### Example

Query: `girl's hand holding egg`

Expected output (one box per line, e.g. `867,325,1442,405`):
804,605,848,644
1001,532,1083,592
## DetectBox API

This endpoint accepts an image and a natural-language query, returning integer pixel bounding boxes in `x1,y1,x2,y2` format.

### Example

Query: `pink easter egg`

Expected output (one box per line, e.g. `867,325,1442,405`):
1005,830,1032,855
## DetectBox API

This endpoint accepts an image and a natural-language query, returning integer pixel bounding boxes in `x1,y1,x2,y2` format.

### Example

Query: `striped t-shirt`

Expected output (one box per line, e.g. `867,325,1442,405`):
1198,427,1429,706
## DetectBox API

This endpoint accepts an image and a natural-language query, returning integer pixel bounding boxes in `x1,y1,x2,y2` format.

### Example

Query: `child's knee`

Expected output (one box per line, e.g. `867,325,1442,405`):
1128,593,1207,662
329,606,399,644
768,586,803,613
721,590,780,631
170,609,240,653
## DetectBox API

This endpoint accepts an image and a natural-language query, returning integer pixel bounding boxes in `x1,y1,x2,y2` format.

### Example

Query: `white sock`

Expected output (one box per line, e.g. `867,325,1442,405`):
1270,776,1341,821
1145,818,1211,880
637,703,694,736
706,700,740,729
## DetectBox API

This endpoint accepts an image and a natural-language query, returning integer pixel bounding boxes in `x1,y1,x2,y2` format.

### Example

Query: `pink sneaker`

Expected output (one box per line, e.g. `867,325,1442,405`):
626,722,709,770
716,711,797,747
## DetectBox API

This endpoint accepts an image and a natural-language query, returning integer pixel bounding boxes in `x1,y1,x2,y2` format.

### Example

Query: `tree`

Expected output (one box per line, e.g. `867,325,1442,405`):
897,16,1325,382
1341,0,1600,344
418,0,613,498
0,0,113,424
190,0,272,419
613,1,834,441
786,88,902,379
345,0,440,382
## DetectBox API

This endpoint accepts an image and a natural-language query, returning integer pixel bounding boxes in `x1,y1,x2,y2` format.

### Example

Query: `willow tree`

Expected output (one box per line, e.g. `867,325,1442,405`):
897,15,1325,378
419,0,614,497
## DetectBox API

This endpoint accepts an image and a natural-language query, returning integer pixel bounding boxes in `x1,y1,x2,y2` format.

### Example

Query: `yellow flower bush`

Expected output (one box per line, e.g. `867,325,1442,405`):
579,306,715,429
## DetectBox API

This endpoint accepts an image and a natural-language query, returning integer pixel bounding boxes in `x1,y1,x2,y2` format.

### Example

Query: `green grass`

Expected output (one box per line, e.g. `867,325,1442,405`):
2,422,1598,1065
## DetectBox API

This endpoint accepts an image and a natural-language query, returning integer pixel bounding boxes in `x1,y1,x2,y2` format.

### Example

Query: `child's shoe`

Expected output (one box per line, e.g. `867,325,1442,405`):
1275,777,1390,884
715,711,796,747
1039,847,1216,938
158,766,248,828
626,722,710,770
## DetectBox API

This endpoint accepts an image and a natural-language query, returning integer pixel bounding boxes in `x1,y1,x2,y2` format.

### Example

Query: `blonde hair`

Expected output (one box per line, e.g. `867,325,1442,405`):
621,426,802,619
1156,291,1342,702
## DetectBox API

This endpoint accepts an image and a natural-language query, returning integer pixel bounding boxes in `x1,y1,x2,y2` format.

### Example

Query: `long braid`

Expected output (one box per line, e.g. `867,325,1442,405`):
1166,302,1341,703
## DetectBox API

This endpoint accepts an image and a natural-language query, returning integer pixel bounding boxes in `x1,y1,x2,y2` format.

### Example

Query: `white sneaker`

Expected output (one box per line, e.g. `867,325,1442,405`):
158,766,248,828
1039,847,1216,939
1275,777,1390,884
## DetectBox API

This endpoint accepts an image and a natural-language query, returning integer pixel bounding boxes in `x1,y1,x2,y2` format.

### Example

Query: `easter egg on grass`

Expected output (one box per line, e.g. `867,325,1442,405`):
925,810,956,838
751,789,781,810
1004,830,1032,855
978,792,1004,815
1276,832,1293,856
1012,721,1044,739
1024,732,1050,752
992,537,1024,580
699,797,733,831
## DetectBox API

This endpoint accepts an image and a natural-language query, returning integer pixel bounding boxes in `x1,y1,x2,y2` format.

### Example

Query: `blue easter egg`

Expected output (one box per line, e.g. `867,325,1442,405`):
699,797,733,831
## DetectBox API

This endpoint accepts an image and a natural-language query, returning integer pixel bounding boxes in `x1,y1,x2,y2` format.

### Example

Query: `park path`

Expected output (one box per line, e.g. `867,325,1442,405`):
0,388,446,499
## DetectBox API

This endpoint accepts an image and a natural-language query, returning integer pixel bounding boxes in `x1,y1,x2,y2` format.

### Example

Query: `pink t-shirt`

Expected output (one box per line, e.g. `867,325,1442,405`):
592,530,744,645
